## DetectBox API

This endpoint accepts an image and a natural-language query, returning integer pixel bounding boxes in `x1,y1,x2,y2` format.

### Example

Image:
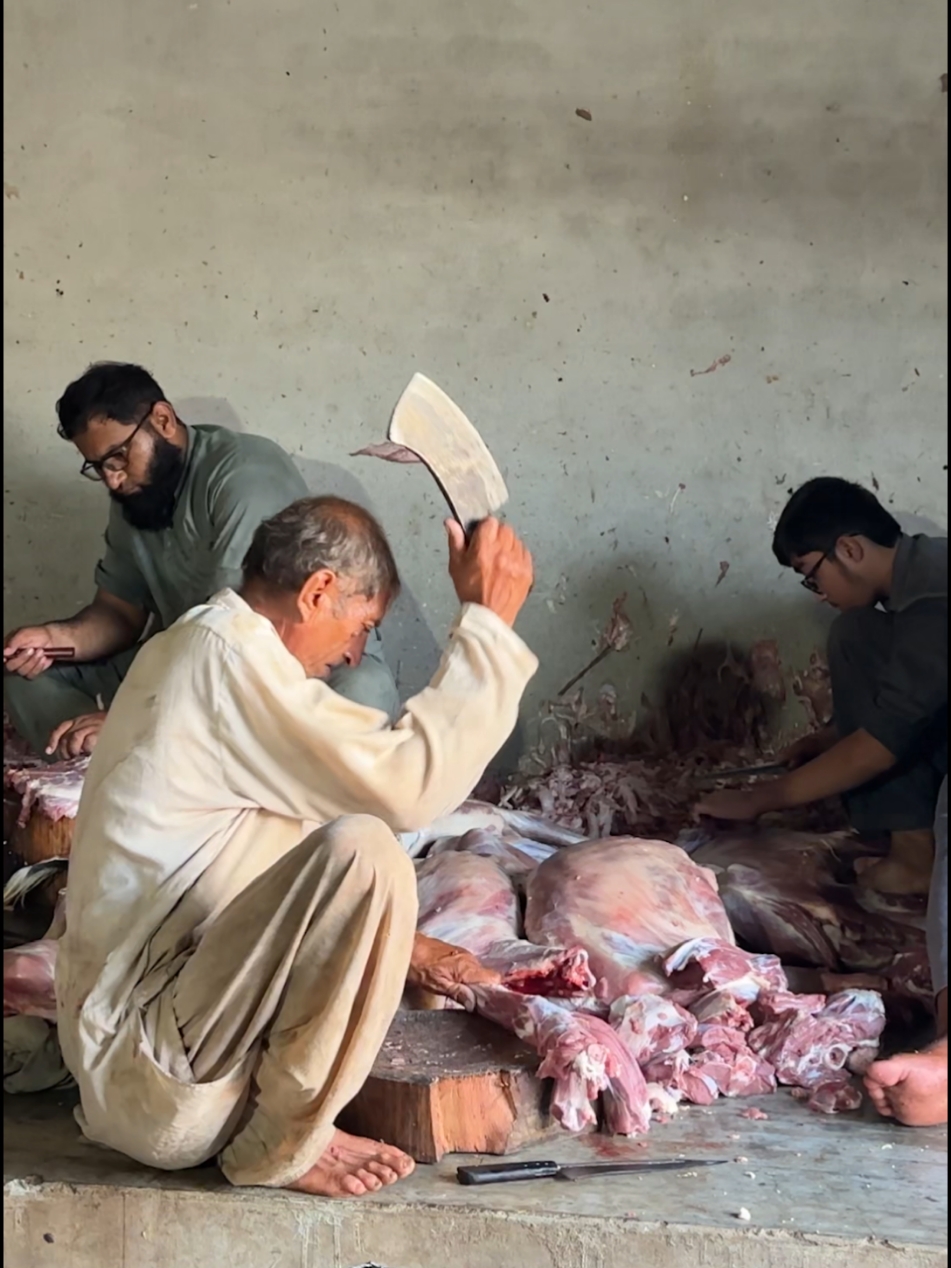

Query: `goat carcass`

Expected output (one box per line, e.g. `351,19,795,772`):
524,837,734,999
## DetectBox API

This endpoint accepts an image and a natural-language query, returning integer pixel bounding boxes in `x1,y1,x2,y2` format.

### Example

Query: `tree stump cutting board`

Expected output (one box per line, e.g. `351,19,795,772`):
339,1008,566,1163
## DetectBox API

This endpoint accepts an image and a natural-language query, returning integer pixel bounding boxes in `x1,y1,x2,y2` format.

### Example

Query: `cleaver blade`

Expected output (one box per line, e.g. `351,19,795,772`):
388,373,508,536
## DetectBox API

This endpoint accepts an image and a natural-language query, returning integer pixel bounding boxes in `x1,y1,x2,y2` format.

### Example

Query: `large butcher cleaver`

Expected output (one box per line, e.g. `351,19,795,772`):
388,373,509,537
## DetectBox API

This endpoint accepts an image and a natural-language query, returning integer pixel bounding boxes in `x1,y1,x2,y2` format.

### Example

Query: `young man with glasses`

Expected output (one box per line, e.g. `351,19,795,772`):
3,363,400,758
696,476,947,1128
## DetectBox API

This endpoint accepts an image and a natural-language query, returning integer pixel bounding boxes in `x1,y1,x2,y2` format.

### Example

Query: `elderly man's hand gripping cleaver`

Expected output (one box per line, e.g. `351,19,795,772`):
353,373,509,538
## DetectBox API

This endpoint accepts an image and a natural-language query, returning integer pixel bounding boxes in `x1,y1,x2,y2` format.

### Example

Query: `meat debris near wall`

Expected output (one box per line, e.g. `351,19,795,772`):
1,634,930,1130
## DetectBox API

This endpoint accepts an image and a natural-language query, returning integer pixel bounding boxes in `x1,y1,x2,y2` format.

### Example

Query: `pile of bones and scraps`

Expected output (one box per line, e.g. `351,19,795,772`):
2,634,933,1133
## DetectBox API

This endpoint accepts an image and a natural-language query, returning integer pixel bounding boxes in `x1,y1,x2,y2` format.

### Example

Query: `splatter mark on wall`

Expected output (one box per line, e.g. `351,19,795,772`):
690,354,731,378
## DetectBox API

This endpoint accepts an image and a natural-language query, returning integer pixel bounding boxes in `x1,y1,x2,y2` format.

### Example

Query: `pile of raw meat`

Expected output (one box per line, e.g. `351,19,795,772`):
491,639,843,842
409,804,888,1136
0,626,922,1136
3,714,89,830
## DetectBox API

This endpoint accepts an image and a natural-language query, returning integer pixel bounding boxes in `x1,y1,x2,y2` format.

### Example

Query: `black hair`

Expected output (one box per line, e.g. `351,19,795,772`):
56,362,168,440
772,477,902,566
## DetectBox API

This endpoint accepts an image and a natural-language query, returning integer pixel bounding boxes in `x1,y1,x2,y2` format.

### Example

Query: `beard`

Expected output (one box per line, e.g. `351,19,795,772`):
110,433,186,532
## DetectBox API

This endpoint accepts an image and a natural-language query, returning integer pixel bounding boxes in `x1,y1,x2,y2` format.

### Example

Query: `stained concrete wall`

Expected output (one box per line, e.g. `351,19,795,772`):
3,0,947,747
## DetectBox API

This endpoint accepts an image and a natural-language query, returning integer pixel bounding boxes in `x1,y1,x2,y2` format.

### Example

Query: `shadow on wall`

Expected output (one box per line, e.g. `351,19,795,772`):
895,510,947,536
177,397,443,702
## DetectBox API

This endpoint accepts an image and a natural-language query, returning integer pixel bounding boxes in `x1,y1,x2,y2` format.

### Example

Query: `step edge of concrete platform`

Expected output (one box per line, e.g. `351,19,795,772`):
4,1174,948,1258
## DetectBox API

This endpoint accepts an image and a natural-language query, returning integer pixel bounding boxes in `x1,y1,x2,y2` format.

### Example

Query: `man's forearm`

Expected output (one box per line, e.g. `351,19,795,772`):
756,729,897,813
49,599,144,662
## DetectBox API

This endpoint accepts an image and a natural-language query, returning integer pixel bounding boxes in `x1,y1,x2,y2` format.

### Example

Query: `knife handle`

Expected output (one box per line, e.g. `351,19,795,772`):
457,1160,561,1185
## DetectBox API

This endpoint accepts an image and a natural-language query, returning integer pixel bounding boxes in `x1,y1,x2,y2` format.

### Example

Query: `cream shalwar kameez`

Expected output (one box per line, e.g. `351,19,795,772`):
55,590,537,1187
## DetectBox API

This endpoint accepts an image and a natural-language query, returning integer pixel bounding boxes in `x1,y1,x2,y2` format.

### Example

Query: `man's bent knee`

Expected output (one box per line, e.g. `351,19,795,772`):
319,814,416,890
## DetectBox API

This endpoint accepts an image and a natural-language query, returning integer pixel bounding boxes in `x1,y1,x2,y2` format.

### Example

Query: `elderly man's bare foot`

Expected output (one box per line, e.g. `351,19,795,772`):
287,1129,415,1197
863,1039,948,1128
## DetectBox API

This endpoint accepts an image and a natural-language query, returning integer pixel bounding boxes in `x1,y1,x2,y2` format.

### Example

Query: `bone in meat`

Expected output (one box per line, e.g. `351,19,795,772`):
609,995,698,1063
748,988,885,1108
471,984,652,1136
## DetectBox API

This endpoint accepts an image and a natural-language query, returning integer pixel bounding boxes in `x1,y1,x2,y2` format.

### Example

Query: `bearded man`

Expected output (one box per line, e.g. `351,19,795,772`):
4,363,399,757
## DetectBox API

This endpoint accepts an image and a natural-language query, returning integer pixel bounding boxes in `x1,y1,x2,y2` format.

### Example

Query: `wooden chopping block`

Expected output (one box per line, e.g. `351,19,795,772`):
4,792,73,912
339,1008,566,1164
9,809,74,867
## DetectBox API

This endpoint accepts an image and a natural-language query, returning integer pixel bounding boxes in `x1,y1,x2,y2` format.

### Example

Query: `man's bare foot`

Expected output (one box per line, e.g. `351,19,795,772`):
855,855,931,906
861,828,934,895
287,1129,415,1197
863,1039,948,1128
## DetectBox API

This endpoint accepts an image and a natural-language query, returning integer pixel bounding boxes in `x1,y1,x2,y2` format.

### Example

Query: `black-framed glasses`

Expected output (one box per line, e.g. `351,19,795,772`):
77,407,155,482
800,551,831,593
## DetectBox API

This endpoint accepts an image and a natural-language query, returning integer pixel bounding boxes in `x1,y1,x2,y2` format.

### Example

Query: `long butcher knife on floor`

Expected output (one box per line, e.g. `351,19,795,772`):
387,373,509,537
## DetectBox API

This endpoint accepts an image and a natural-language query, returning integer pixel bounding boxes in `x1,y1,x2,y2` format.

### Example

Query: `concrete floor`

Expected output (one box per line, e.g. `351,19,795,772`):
3,1087,946,1268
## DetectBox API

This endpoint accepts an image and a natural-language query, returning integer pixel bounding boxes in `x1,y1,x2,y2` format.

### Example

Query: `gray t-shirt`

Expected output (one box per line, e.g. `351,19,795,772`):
862,534,948,774
94,424,308,630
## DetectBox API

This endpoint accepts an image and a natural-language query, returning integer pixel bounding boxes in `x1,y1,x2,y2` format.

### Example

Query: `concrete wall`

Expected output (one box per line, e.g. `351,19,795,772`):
4,0,947,750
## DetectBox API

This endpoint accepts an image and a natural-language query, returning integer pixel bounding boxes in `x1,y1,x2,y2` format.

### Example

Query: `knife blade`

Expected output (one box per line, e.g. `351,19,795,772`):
693,762,787,787
456,1158,727,1185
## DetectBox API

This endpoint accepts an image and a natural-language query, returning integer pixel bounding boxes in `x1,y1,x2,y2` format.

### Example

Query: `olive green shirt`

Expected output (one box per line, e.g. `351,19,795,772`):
94,424,308,630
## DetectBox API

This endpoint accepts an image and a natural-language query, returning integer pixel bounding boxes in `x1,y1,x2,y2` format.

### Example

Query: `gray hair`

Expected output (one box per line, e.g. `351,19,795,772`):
242,496,401,602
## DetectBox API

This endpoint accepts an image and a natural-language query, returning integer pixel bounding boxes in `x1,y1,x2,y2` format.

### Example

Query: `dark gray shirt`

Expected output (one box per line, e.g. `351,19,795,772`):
863,534,948,772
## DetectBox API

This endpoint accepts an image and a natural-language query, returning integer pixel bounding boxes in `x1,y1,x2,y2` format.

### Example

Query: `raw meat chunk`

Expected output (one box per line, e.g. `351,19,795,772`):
748,989,885,1094
3,940,58,1021
662,937,787,1003
609,995,698,1063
